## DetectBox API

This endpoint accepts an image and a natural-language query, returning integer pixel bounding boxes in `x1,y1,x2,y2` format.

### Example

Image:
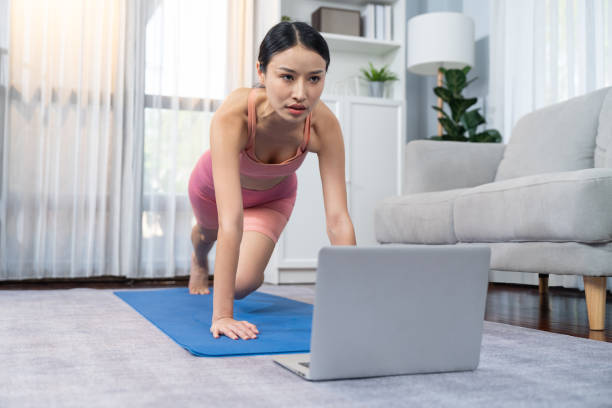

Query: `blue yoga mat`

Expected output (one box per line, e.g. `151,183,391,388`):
114,288,313,357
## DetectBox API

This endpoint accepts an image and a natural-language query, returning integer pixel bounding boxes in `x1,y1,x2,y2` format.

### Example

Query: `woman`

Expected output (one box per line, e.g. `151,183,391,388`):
188,21,356,341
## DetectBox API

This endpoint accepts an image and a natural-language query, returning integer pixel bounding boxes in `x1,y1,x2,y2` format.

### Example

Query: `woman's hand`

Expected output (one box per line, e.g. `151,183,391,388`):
210,317,259,340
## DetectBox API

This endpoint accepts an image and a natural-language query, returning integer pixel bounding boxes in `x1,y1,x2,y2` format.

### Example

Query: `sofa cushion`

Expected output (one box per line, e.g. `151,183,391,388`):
404,140,506,194
495,87,610,181
595,88,612,168
375,188,469,244
454,168,612,243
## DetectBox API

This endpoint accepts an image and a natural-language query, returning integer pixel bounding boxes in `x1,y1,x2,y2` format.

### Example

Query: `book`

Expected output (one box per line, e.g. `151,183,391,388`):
361,4,375,39
375,4,384,40
385,5,392,41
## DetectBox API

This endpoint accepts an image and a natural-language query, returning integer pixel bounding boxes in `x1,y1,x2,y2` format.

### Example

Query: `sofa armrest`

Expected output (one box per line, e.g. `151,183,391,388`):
404,140,506,194
453,168,612,243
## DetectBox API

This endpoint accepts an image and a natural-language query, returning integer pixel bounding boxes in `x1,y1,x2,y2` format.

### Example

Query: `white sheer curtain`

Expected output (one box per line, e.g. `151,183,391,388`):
489,0,611,142
0,0,143,280
488,0,612,291
141,0,256,278
0,0,257,280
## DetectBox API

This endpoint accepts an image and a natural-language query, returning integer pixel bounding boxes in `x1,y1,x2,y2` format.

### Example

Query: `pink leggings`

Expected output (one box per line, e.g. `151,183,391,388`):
188,150,297,243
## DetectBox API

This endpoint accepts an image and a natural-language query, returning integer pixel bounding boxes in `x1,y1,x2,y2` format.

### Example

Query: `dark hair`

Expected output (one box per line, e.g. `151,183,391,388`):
254,21,330,88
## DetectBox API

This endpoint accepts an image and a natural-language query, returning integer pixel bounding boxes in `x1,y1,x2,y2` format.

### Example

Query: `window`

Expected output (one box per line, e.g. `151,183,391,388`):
141,1,227,263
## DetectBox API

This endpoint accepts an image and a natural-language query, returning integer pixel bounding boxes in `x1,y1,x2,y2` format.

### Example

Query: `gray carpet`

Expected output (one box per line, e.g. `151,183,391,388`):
1,285,611,408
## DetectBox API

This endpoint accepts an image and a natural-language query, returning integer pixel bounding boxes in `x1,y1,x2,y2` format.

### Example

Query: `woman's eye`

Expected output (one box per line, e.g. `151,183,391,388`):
281,75,320,83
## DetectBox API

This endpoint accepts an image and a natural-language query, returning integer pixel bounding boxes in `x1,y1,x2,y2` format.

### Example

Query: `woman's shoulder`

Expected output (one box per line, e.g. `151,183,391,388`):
311,100,339,131
209,88,253,148
214,87,252,120
309,100,341,151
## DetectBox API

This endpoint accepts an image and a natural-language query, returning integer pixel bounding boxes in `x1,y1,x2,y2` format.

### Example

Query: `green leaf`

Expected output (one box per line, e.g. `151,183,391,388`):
449,97,478,122
434,87,453,103
360,68,372,81
439,118,466,139
440,133,468,142
439,117,458,135
432,105,451,120
469,129,502,143
461,109,486,136
444,69,467,94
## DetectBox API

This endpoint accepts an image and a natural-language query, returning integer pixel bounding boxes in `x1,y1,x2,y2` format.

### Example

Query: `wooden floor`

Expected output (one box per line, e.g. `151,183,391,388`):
2,278,611,342
485,282,612,342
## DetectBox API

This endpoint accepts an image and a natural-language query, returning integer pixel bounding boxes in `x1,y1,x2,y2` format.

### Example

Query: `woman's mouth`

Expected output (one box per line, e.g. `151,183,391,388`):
287,105,306,115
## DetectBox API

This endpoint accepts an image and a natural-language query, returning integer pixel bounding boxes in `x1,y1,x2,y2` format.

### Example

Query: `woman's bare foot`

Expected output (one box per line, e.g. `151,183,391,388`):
189,251,210,294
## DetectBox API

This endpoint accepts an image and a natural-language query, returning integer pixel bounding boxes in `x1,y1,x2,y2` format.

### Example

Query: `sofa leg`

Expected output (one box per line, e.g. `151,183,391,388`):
583,276,607,331
538,274,549,295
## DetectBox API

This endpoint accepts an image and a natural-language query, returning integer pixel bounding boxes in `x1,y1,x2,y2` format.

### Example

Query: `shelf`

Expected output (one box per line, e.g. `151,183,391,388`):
322,93,403,104
318,0,397,5
321,32,401,55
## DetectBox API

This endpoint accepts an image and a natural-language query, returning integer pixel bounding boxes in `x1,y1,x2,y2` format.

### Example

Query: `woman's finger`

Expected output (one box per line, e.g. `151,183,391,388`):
210,321,258,340
240,323,258,338
231,325,252,340
222,327,239,340
211,327,219,338
243,321,259,333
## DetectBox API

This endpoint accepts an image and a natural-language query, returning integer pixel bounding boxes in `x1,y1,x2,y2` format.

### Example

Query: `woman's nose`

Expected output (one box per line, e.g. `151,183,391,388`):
292,80,306,101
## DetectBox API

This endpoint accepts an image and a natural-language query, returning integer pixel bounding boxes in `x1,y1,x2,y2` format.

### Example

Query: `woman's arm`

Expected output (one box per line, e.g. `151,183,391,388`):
316,107,356,246
208,96,258,340
209,112,244,322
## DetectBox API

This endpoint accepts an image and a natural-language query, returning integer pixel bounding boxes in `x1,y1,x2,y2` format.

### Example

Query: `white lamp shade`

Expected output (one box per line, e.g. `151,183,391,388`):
407,12,475,75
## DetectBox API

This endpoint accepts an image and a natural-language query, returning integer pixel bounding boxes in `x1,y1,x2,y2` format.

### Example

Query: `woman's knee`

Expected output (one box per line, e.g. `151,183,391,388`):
234,288,259,300
191,224,217,246
234,275,264,299
234,290,250,300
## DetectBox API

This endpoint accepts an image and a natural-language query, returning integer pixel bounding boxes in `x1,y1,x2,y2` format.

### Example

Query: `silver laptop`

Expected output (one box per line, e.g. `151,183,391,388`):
273,244,490,381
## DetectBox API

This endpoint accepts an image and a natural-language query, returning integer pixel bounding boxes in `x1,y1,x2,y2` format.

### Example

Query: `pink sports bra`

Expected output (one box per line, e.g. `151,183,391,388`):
239,88,312,179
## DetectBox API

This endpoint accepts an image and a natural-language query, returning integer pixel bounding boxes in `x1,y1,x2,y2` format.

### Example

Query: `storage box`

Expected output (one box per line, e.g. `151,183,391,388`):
311,7,361,36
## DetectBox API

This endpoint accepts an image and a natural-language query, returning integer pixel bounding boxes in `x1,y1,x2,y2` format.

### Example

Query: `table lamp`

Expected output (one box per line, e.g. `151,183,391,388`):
407,12,475,137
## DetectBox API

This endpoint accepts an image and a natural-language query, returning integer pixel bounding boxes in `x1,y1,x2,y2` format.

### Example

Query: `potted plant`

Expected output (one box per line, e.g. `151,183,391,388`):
360,62,399,98
432,66,502,142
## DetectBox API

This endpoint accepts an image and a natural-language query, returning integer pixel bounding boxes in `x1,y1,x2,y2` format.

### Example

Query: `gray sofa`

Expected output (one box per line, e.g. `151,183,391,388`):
375,87,612,331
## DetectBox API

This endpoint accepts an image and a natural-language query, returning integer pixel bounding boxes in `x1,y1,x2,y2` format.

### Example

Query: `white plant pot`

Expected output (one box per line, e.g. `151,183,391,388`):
368,81,385,98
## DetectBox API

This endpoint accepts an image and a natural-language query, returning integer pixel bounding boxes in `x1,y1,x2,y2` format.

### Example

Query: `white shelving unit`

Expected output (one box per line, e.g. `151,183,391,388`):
254,0,407,284
256,0,406,101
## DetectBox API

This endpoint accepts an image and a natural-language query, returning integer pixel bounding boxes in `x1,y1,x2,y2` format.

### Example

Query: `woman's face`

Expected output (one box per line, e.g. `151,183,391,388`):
257,45,326,122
